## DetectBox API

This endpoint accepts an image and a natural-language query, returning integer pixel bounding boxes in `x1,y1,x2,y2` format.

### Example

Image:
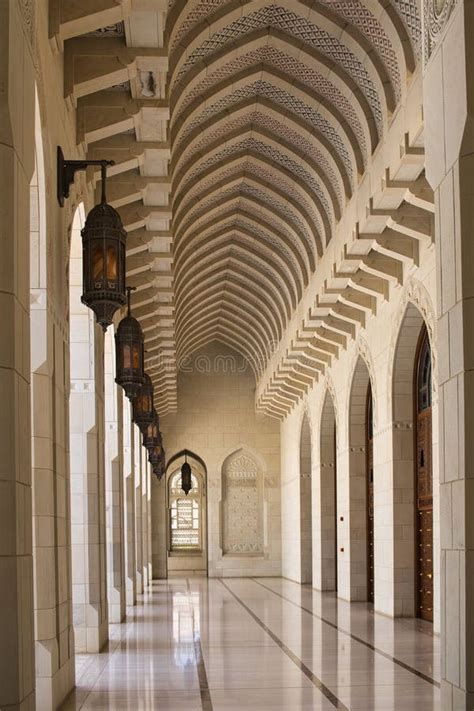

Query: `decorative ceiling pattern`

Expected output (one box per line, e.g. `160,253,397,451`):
166,0,421,378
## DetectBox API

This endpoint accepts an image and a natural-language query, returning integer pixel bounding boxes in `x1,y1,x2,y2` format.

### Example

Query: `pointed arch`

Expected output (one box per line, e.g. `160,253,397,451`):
299,410,313,584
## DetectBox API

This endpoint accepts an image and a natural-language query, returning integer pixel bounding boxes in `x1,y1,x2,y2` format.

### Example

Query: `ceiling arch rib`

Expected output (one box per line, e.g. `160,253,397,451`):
174,205,310,289
175,265,285,343
176,279,282,345
169,4,392,123
174,224,303,306
174,180,319,268
172,105,347,212
164,0,421,392
173,129,340,229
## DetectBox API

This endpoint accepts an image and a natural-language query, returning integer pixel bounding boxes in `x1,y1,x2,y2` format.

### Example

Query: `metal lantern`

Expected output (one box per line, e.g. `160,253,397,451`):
148,441,164,471
181,455,192,496
81,163,127,330
132,372,154,432
115,287,145,400
152,449,166,480
142,410,161,449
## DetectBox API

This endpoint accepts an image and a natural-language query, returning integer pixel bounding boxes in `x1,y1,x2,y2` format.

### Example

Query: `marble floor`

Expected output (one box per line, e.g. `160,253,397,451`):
61,577,440,710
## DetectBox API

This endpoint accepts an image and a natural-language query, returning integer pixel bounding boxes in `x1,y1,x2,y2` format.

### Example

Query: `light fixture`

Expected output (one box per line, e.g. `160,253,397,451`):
142,410,161,450
181,453,192,496
58,147,126,330
132,372,154,432
115,286,145,400
151,448,166,481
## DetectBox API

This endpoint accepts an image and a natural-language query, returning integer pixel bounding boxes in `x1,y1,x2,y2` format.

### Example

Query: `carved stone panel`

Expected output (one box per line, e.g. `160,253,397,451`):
222,451,263,555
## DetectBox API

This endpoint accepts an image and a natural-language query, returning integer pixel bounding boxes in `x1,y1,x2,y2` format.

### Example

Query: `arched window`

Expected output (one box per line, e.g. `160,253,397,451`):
169,470,202,551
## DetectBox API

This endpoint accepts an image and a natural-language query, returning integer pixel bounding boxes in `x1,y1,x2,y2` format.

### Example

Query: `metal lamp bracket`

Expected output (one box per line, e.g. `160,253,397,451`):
57,146,115,207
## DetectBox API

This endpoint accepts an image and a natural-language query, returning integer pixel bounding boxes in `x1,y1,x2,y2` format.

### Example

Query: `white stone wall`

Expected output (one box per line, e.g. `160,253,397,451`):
279,247,440,627
152,342,281,578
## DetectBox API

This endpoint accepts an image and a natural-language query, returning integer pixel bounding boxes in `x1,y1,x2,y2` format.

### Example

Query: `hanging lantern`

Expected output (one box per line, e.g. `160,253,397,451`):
132,372,154,432
115,286,145,400
142,410,161,450
181,454,192,496
81,163,126,330
152,449,166,480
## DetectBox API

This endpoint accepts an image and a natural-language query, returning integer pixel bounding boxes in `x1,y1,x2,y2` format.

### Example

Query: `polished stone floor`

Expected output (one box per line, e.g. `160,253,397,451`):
61,577,440,710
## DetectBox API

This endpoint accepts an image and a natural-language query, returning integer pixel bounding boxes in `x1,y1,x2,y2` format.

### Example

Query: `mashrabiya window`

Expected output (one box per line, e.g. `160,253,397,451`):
169,470,201,551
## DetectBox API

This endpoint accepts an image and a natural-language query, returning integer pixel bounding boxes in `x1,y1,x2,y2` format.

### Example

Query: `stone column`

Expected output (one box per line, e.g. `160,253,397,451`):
69,212,108,653
151,475,168,579
134,424,143,594
123,398,136,606
104,329,125,622
147,463,153,583
424,3,474,707
141,447,149,587
0,4,36,709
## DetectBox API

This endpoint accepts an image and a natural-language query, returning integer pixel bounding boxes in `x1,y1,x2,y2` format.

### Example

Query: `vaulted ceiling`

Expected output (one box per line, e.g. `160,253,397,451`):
58,0,423,416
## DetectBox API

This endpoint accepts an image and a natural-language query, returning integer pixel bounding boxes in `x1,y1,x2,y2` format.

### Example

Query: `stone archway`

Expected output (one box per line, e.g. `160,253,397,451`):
299,413,313,584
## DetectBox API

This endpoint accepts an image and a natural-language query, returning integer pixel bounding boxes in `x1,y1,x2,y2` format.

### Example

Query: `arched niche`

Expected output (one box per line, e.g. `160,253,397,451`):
221,448,264,555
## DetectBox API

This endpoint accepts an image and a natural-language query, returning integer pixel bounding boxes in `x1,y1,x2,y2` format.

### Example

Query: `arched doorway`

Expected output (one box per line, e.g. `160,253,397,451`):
299,414,313,584
316,391,337,591
392,303,437,622
166,451,207,575
415,326,433,622
348,356,373,602
366,383,374,604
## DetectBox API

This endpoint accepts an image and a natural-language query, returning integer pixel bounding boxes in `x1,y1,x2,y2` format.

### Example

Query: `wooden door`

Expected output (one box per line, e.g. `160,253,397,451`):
366,385,374,603
415,327,433,622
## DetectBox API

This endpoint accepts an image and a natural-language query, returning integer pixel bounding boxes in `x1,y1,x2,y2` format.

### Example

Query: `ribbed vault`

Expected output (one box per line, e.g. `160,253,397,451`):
167,0,421,373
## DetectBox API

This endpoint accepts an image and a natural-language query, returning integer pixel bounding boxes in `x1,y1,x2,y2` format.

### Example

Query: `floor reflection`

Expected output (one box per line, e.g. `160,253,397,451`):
60,576,440,711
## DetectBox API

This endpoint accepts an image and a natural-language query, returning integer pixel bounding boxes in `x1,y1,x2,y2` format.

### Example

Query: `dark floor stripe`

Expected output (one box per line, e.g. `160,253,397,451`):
252,577,440,689
186,579,213,711
218,578,348,710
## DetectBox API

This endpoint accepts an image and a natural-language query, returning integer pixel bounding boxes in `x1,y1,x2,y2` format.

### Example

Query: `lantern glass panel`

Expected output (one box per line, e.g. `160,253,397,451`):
106,244,117,281
123,344,131,369
92,244,104,285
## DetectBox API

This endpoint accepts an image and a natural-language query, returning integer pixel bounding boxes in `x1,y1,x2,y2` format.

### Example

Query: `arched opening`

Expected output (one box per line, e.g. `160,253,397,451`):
299,413,312,584
392,304,436,622
415,325,433,622
104,325,125,622
166,451,207,575
347,356,372,602
366,383,374,603
68,204,108,653
316,391,337,591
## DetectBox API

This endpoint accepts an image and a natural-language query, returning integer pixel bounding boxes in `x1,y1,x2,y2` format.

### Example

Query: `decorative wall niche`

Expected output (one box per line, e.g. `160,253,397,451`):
222,449,264,555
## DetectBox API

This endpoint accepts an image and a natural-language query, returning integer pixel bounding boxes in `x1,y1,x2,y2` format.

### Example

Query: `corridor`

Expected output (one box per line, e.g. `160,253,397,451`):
61,578,440,711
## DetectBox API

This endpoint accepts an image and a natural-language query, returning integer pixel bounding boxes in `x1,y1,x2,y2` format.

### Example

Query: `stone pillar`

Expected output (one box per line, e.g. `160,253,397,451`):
424,3,474,707
123,398,136,606
147,463,153,583
133,424,143,594
0,4,36,708
69,211,108,653
104,329,125,622
141,447,149,587
151,475,168,579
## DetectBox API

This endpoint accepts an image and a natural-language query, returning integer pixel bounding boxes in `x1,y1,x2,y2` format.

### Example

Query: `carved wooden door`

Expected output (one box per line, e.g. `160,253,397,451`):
366,385,374,603
416,327,433,622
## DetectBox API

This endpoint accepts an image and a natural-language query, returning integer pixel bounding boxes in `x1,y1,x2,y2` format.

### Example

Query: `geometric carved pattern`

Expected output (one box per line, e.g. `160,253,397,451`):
174,45,368,161
177,80,354,184
181,136,333,227
173,110,345,209
171,6,383,132
222,451,263,554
